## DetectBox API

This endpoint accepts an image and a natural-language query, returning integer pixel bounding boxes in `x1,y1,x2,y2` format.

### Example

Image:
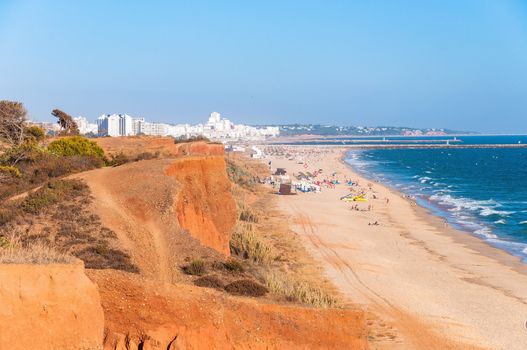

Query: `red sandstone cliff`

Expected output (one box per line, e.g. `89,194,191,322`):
89,269,367,350
165,156,236,256
0,262,104,350
74,152,235,280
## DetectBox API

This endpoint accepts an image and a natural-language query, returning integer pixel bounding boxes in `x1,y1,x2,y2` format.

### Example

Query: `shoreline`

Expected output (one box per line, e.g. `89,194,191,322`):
338,151,527,277
264,145,527,350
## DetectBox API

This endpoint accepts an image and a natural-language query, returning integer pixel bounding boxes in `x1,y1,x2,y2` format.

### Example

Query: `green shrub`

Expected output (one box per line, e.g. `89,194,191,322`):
20,179,87,214
0,165,21,178
47,136,105,160
24,125,46,142
223,258,245,272
224,279,268,297
184,258,207,276
1,141,45,165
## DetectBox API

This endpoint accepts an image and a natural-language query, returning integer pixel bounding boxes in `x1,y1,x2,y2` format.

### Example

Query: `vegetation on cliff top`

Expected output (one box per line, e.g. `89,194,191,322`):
0,179,138,271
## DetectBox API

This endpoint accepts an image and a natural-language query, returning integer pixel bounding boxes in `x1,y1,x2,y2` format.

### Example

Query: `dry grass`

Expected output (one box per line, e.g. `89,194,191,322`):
227,155,341,308
265,272,338,308
0,179,139,272
230,222,274,264
238,204,260,223
183,258,207,276
0,233,74,264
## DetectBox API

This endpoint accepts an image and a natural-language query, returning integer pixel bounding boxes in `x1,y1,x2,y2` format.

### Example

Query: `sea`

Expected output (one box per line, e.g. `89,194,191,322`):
339,135,527,262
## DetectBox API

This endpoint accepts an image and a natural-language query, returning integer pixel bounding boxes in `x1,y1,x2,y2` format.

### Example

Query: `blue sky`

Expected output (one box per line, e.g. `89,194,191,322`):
1,0,526,132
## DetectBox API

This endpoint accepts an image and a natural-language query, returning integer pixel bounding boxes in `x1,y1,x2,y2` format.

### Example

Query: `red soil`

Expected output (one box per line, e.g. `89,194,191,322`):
165,155,236,256
89,269,368,350
0,262,104,350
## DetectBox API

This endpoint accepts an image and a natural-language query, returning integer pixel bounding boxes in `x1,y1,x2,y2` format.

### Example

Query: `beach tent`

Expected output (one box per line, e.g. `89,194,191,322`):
279,183,293,195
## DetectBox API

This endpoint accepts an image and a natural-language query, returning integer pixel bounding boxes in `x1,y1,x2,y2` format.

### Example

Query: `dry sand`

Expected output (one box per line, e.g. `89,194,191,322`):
266,146,527,350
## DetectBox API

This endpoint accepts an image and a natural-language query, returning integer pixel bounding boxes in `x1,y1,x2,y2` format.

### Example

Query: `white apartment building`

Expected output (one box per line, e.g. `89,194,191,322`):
97,114,144,137
97,114,121,136
73,116,98,135
138,121,169,136
94,111,279,140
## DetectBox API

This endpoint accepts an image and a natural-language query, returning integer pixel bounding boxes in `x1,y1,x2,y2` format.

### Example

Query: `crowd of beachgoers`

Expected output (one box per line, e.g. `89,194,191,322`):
261,146,405,219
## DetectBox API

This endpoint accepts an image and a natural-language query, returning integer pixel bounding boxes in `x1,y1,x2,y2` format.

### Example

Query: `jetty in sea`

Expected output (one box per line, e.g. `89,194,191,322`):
346,143,527,149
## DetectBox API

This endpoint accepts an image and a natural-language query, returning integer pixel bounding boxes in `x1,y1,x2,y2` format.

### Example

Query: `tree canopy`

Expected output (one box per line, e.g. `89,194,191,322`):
0,100,28,148
52,109,79,135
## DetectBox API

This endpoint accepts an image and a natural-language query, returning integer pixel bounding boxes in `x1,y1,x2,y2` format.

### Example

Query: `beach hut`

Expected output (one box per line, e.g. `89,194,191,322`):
279,183,292,195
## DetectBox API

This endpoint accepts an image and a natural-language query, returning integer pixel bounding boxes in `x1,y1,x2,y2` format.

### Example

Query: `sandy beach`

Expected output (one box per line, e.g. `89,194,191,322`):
266,146,527,350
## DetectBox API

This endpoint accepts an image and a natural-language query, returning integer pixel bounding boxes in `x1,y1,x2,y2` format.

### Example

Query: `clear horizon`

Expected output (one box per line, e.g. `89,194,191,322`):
1,1,526,133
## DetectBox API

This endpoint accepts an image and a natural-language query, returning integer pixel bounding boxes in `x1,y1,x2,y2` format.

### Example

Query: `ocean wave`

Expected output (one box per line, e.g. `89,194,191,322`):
486,238,527,259
479,208,514,217
494,219,506,224
520,221,527,225
430,194,499,212
419,176,432,183
474,227,497,239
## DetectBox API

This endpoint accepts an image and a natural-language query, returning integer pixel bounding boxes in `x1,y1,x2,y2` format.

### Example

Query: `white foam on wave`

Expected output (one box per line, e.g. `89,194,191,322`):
419,176,432,183
494,219,506,224
479,208,514,217
430,194,502,214
520,221,527,225
474,227,498,239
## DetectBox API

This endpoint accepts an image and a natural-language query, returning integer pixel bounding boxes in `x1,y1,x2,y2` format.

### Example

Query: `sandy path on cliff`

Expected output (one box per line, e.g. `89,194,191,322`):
71,161,176,282
268,146,527,350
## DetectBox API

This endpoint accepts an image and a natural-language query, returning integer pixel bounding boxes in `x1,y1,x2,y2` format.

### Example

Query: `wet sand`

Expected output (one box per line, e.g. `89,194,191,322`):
266,146,527,350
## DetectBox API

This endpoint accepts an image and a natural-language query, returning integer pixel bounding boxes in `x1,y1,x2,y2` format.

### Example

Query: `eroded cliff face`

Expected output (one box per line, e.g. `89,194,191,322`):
165,155,236,256
74,143,235,280
89,270,368,350
0,262,104,350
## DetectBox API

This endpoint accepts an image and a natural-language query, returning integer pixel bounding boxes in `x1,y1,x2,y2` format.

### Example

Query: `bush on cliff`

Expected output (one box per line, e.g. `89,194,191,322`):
224,279,268,297
194,275,225,289
183,258,207,276
21,179,88,214
47,136,105,160
226,158,257,190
